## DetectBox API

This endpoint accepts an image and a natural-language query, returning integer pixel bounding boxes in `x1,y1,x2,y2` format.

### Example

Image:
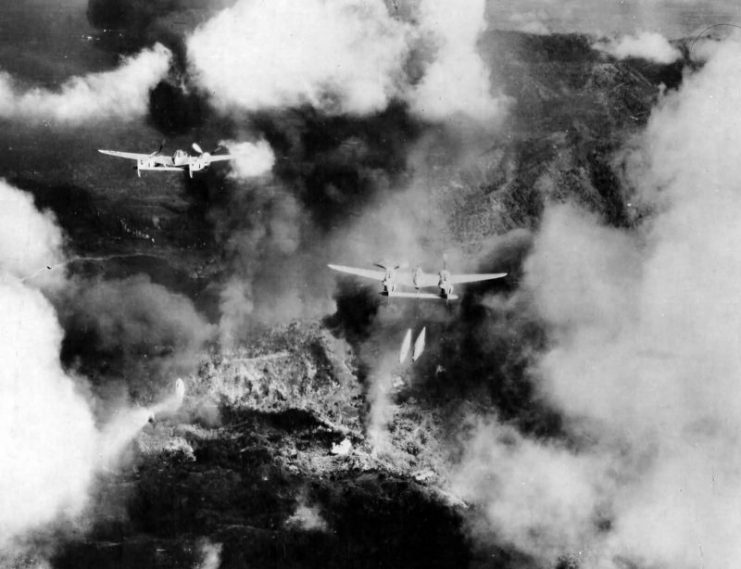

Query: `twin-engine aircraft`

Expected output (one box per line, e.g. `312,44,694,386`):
328,260,506,301
99,142,232,177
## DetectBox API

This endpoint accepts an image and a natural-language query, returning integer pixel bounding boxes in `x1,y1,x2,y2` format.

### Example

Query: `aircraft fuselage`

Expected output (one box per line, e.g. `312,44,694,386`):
437,269,454,298
136,150,209,177
381,267,397,294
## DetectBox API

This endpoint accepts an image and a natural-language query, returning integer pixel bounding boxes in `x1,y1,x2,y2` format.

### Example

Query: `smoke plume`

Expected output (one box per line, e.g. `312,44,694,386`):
0,44,171,125
409,0,509,122
594,32,682,64
0,178,186,554
187,0,506,122
187,0,409,115
0,180,65,289
62,274,215,381
451,38,741,569
0,277,97,549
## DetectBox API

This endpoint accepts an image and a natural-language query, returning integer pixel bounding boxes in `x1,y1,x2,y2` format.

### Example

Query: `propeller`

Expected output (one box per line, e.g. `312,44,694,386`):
373,261,409,271
149,139,165,157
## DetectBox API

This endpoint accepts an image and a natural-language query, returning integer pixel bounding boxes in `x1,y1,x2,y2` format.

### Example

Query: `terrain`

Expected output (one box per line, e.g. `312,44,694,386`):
0,2,703,569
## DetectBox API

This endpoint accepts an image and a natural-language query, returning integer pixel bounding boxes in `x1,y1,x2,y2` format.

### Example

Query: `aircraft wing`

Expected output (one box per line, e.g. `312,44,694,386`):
207,154,232,163
387,291,459,300
450,272,507,285
98,149,151,160
328,264,386,281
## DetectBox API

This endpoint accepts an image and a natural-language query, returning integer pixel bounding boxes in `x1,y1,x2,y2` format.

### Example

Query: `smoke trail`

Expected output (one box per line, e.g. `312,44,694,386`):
365,351,400,453
0,44,171,125
450,37,741,569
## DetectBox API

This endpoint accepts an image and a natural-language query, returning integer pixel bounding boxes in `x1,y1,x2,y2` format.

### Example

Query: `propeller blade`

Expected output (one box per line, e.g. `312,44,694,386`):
149,140,165,157
192,142,204,154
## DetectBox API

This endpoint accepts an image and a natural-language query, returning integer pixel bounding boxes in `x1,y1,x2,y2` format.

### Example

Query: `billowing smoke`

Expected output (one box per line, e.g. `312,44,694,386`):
220,139,276,179
0,277,97,549
187,0,505,122
450,38,741,569
409,0,509,122
62,274,215,381
187,0,409,115
594,32,682,63
212,177,314,343
0,180,65,289
0,178,185,553
0,44,171,125
0,179,93,550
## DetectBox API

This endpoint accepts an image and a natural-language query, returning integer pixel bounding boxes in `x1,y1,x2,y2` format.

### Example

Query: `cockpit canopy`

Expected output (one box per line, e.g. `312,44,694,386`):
172,149,189,165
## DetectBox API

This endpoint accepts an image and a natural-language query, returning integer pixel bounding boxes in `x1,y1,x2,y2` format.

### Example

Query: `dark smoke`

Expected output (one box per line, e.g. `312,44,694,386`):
60,274,215,398
250,102,424,231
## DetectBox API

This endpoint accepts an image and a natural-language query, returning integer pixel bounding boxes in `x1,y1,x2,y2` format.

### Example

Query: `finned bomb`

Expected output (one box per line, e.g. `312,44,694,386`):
412,327,426,362
399,329,413,363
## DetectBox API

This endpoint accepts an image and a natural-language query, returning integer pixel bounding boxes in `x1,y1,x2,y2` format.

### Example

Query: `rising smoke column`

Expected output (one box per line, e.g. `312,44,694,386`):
451,38,741,569
409,0,509,122
0,43,171,125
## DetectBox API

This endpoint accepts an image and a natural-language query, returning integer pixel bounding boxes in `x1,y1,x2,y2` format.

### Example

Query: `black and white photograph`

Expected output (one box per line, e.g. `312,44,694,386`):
1,1,740,568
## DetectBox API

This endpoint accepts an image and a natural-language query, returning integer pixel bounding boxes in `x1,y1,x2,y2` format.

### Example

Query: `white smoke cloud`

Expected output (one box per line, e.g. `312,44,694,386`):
0,180,65,289
451,38,741,569
409,0,510,122
451,419,608,561
365,351,399,453
0,44,171,125
595,32,682,64
0,179,185,551
195,539,223,569
0,278,97,547
220,139,276,179
187,0,409,115
188,0,507,122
